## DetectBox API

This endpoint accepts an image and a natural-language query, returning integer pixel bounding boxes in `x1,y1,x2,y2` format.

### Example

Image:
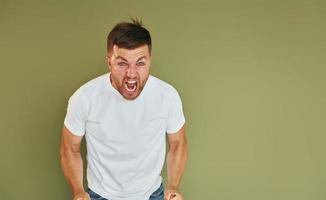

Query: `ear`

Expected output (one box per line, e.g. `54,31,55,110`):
106,56,112,70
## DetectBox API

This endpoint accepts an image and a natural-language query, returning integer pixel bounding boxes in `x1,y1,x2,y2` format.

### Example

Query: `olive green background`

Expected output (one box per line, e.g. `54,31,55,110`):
0,0,325,199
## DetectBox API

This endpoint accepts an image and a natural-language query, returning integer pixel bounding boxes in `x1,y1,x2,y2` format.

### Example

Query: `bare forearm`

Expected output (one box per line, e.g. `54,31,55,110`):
60,148,85,196
167,141,188,189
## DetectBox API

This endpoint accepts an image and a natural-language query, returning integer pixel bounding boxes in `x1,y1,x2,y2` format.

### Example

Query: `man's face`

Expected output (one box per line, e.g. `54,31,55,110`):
107,44,151,100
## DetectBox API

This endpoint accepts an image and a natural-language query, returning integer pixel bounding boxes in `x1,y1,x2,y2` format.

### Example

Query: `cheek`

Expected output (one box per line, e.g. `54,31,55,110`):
139,67,150,76
112,68,126,77
138,69,150,85
111,70,125,84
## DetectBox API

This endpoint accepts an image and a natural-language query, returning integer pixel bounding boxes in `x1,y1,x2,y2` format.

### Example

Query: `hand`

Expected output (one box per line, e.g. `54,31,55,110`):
73,192,91,200
164,187,183,200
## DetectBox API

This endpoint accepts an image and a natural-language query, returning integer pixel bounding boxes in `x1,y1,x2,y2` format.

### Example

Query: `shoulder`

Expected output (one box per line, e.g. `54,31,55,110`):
69,73,108,99
149,74,178,95
147,75,184,109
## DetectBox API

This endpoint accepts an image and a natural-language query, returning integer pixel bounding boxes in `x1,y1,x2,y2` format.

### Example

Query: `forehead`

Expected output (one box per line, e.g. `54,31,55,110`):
112,45,150,60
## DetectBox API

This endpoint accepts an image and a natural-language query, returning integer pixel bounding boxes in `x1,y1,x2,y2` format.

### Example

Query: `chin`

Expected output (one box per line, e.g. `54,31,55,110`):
123,94,139,100
121,90,141,100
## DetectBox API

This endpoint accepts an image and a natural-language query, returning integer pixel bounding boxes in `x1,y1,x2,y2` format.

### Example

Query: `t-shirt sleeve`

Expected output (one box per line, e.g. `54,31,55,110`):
63,88,88,136
166,87,186,134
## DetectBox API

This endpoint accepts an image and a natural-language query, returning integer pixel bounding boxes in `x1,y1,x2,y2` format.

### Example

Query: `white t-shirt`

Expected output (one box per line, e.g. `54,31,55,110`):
63,72,185,200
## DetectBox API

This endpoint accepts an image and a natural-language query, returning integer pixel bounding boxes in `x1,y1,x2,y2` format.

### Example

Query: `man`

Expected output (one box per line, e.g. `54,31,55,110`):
60,19,188,200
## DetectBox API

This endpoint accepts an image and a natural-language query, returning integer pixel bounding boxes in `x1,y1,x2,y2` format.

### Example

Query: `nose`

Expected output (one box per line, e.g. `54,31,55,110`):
126,65,137,78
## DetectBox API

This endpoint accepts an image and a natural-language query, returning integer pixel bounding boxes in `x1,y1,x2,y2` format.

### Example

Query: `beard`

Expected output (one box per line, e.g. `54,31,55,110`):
110,74,148,100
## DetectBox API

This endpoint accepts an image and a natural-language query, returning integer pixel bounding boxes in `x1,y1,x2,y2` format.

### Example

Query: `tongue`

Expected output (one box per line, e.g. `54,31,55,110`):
127,83,136,90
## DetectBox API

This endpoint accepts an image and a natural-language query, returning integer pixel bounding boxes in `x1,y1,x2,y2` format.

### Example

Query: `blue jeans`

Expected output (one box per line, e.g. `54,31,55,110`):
87,182,164,200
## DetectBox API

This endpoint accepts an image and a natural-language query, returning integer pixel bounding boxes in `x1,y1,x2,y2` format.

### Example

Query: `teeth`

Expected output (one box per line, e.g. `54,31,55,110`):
125,82,137,92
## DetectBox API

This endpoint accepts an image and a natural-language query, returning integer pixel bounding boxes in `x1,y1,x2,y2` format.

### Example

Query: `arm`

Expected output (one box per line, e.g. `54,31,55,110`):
165,124,188,200
60,126,89,200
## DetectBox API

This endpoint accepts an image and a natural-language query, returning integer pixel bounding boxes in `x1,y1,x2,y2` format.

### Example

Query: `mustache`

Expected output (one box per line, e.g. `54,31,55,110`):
123,77,140,82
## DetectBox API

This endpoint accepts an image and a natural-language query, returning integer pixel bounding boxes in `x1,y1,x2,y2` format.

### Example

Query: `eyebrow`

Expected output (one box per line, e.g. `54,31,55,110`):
116,56,128,62
116,56,147,62
136,56,147,62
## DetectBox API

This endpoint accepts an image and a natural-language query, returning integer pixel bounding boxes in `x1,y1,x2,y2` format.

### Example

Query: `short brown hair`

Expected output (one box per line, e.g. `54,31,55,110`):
107,18,152,55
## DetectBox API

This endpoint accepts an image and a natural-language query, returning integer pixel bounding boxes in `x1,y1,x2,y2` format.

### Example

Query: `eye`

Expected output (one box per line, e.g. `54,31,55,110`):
136,62,146,67
117,62,128,67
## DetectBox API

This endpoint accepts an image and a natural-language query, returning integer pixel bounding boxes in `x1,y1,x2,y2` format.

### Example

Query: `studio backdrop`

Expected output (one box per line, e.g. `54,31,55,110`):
0,0,325,200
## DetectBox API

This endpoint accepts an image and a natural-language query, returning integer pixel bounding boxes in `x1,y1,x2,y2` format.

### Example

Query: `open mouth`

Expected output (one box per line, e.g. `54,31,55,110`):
124,80,137,92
